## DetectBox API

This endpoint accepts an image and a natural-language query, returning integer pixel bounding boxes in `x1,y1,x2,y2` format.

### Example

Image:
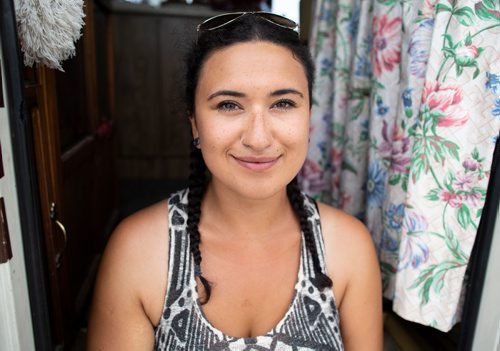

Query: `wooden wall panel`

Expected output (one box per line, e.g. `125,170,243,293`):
112,10,215,179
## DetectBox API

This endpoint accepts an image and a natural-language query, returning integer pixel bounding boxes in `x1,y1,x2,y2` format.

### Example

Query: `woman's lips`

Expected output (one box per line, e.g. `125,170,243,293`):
233,156,280,171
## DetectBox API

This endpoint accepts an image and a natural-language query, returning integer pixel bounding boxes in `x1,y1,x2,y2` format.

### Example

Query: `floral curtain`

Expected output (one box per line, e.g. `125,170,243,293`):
301,0,500,331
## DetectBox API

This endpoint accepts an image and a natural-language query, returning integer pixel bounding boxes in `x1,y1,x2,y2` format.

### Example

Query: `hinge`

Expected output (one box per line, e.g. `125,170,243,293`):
0,197,13,263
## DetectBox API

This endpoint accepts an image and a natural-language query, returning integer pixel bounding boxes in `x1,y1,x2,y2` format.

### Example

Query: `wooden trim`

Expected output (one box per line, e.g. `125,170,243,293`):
107,14,116,119
83,0,99,130
0,0,53,346
29,66,65,343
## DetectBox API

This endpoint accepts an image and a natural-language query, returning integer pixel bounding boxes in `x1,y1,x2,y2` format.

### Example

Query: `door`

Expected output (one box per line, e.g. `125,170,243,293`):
23,0,118,347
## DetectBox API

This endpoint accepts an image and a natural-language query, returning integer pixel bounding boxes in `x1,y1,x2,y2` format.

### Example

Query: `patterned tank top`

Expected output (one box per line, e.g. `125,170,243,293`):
154,189,344,350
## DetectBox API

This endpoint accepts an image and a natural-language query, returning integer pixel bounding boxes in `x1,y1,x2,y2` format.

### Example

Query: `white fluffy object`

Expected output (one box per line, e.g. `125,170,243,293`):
16,0,86,71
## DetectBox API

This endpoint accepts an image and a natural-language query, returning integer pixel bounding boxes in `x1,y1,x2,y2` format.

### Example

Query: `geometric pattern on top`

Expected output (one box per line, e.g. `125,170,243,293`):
154,189,344,350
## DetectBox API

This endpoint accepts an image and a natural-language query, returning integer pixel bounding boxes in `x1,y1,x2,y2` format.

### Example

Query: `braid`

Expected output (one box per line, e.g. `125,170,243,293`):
287,177,333,290
186,145,211,304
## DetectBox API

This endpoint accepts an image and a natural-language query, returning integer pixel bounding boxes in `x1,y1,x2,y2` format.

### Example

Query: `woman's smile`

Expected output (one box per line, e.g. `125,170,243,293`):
231,155,282,172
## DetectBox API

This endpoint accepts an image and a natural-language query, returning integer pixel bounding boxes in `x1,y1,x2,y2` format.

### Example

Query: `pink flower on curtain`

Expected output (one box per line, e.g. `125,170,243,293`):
463,191,482,207
455,45,479,66
452,172,474,192
417,0,439,19
440,190,462,208
453,173,483,207
462,157,480,171
372,14,402,77
421,81,469,127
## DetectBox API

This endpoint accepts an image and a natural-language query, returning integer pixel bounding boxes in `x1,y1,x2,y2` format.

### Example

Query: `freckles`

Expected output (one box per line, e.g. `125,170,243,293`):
282,127,307,144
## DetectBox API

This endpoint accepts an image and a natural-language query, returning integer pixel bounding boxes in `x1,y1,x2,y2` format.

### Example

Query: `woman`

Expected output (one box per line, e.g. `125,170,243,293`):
88,12,382,350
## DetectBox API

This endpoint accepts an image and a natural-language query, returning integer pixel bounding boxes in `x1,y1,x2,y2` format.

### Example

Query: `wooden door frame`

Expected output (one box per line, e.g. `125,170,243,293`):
29,64,67,344
1,0,108,348
27,0,103,346
0,0,53,349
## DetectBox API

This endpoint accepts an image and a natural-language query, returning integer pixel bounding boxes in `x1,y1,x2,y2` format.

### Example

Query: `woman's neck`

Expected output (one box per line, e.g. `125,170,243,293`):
200,181,297,240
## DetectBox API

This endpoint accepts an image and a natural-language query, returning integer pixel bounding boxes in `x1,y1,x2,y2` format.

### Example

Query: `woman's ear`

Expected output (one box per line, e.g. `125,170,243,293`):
189,114,199,140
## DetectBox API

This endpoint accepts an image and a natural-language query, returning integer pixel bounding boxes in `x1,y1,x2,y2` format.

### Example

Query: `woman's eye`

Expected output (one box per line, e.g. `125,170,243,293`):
217,101,240,111
273,99,296,110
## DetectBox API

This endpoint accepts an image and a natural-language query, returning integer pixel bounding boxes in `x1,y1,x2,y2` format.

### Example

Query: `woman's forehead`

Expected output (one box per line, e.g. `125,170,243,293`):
197,41,308,92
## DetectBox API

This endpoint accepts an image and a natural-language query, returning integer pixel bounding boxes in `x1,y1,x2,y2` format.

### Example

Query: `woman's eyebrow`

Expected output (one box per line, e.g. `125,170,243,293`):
207,89,304,100
270,89,304,98
208,90,246,100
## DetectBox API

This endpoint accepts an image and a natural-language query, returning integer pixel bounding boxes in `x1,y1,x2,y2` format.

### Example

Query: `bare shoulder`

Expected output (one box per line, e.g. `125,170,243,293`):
316,202,383,350
102,200,169,290
87,200,170,350
101,199,170,312
316,202,378,292
316,202,375,259
108,200,170,264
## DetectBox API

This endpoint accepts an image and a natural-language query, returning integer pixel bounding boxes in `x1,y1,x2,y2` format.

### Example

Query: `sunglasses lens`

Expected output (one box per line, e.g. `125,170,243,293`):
198,12,298,34
262,13,298,29
198,13,243,32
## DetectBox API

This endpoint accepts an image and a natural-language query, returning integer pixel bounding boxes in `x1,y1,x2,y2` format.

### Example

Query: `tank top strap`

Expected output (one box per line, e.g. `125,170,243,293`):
300,192,330,278
164,189,193,309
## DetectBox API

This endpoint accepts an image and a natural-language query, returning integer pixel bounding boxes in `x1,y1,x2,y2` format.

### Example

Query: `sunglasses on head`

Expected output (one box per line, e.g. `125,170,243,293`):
197,12,299,36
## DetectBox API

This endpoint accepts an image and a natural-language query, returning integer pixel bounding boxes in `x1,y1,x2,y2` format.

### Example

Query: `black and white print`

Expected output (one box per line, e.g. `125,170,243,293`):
155,189,344,350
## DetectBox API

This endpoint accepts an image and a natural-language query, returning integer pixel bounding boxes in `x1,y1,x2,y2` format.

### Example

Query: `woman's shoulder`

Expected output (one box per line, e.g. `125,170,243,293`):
315,201,380,305
94,198,171,318
315,201,383,349
316,201,373,252
110,198,170,258
316,201,375,266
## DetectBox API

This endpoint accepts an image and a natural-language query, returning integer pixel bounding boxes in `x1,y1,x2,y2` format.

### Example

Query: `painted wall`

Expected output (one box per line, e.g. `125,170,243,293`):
0,33,35,351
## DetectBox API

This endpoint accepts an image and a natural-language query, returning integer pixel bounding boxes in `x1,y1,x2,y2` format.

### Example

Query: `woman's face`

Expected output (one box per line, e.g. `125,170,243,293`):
192,41,310,199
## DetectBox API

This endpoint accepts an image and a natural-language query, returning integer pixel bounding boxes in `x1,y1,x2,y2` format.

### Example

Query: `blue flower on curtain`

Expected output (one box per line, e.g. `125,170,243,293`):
493,99,500,117
320,58,334,75
485,72,500,94
354,34,372,77
347,5,361,39
398,234,429,271
397,210,430,271
375,96,389,116
386,203,405,230
402,88,412,111
403,209,428,234
366,161,386,207
408,18,434,78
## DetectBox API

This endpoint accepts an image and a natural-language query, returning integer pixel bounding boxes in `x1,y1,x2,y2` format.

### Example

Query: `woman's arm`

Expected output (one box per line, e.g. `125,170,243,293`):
319,204,383,351
87,202,169,350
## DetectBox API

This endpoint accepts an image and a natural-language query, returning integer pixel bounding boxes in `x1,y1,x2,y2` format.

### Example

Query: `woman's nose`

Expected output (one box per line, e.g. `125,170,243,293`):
241,110,273,150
